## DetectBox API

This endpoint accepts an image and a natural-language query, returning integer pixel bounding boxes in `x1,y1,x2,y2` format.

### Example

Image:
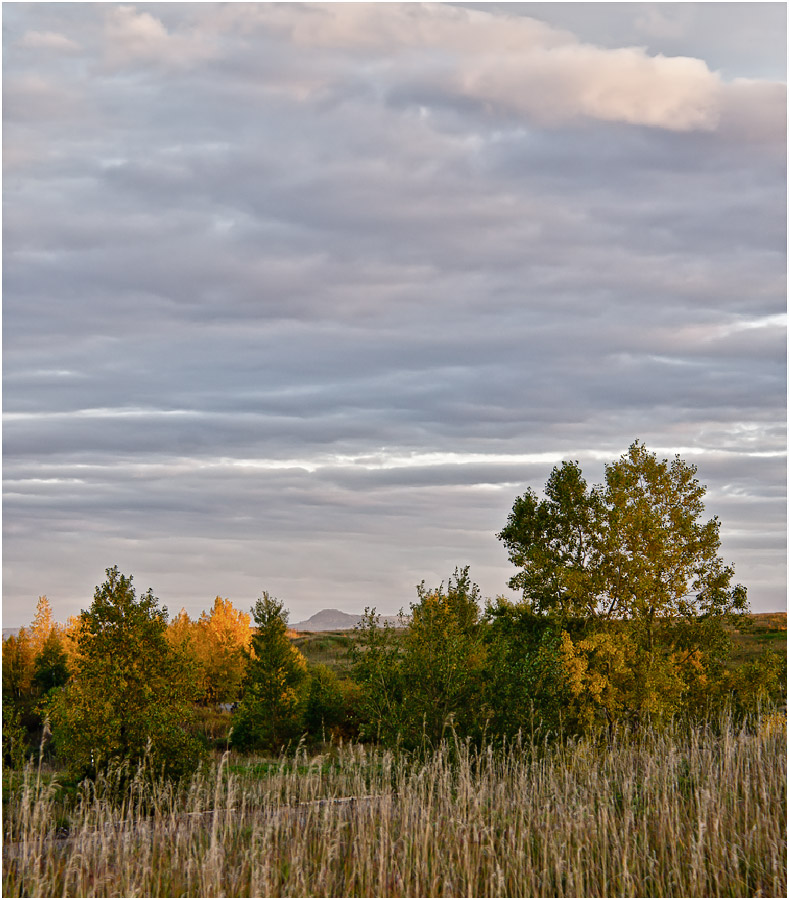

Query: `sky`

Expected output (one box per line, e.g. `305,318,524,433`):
2,2,786,627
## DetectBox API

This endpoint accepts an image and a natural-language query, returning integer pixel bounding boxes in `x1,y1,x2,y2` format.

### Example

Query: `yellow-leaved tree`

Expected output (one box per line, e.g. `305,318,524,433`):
2,629,35,703
195,597,252,704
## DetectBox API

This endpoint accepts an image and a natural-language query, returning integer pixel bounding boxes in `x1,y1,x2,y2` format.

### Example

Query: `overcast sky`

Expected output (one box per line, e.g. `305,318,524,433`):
3,2,786,627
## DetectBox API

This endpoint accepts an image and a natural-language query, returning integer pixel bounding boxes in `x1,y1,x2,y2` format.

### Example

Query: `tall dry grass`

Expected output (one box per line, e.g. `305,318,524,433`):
3,710,786,897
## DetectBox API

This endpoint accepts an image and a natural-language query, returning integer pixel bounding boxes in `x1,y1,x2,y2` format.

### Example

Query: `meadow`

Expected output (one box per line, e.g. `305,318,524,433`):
293,611,787,673
3,709,785,898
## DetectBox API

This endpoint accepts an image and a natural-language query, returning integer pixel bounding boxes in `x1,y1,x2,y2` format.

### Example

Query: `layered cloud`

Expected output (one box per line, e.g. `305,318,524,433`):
2,3,785,622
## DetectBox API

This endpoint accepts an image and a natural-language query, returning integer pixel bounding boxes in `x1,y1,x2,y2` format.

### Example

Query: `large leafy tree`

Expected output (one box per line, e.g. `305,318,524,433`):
499,442,748,726
599,441,747,647
231,593,308,752
166,608,205,697
499,441,746,626
2,596,71,762
48,567,201,780
2,596,60,705
166,598,252,705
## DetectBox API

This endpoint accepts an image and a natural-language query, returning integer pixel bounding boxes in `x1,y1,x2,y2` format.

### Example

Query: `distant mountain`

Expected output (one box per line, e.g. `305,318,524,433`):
2,627,21,640
291,608,401,632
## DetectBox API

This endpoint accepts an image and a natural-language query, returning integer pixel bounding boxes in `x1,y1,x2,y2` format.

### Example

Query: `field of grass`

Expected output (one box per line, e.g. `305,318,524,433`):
292,613,787,684
3,710,785,898
291,631,355,675
726,611,787,668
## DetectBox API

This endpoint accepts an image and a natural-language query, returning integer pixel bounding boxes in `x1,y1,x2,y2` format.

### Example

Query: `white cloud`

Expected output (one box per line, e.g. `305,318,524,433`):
105,5,169,58
459,43,722,132
102,4,213,70
92,4,784,137
246,3,742,133
18,30,81,52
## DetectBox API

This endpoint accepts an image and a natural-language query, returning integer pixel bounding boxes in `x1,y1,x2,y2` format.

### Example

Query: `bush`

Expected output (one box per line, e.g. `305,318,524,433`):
304,664,347,740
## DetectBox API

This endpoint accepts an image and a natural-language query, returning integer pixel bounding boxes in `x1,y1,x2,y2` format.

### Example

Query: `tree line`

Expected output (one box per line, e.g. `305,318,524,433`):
3,442,785,780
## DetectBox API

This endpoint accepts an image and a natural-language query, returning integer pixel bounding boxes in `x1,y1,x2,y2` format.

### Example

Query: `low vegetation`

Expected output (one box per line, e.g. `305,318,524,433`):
4,712,785,898
291,631,355,675
726,612,788,664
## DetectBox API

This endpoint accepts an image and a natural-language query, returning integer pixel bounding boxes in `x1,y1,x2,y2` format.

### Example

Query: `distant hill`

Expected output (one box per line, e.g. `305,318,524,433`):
291,608,401,632
2,627,21,640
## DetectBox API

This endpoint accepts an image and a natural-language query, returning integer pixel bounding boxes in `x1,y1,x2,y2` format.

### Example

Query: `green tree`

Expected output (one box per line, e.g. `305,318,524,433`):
400,567,485,745
349,609,407,744
599,441,747,640
47,567,201,780
231,593,308,752
351,568,485,747
498,461,603,620
32,630,70,695
2,698,28,769
499,442,748,727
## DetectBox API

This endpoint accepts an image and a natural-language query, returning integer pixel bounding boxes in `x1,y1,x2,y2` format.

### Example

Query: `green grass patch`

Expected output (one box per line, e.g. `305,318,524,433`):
728,612,787,667
290,631,355,674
